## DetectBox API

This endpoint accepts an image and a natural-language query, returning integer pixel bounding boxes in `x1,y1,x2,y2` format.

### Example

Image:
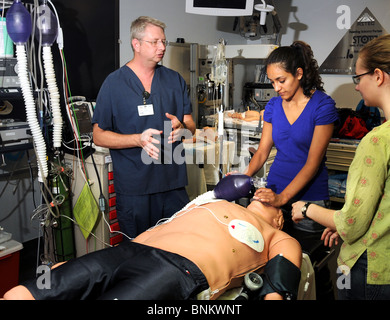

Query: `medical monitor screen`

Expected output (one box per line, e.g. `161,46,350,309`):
185,0,254,16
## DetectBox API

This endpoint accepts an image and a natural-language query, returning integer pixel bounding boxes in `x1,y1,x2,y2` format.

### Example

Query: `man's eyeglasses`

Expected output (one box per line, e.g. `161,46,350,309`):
352,71,373,84
138,39,169,47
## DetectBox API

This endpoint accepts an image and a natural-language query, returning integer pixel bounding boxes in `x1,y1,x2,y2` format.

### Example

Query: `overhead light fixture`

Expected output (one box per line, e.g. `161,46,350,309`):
254,1,274,25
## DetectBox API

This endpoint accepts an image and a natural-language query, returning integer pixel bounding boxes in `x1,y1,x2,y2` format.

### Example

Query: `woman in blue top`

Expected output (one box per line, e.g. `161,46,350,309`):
247,41,339,233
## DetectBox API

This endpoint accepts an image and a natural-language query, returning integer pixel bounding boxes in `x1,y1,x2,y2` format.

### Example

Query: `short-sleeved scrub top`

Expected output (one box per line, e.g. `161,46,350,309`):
92,65,192,196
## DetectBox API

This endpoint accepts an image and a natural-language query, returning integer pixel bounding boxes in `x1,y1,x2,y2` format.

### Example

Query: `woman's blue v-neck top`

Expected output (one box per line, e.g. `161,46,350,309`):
263,90,339,201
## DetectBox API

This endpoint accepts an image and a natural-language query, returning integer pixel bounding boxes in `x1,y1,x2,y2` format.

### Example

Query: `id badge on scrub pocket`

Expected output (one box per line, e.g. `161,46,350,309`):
138,104,154,116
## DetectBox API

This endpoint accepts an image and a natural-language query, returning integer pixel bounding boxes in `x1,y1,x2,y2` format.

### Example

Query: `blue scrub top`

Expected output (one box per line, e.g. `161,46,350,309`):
264,90,339,201
92,65,192,195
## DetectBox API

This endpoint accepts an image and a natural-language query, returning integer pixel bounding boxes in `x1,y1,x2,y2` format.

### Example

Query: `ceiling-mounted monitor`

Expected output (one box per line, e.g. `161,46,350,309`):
185,0,254,16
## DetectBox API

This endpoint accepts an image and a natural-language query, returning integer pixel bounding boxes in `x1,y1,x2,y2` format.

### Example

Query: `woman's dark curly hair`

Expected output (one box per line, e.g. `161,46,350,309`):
265,41,324,97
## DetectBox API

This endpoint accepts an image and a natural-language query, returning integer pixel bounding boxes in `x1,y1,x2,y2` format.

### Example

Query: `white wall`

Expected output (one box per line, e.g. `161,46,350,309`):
119,0,390,109
273,0,390,109
118,0,246,64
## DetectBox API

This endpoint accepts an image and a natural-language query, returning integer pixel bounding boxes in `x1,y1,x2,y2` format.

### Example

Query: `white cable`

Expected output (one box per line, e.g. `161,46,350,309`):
57,214,112,248
16,44,48,181
47,0,63,49
100,208,133,242
147,195,227,232
42,45,62,148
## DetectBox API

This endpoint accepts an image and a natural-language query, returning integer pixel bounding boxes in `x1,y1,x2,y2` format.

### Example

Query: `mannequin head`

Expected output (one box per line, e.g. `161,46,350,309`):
248,199,284,230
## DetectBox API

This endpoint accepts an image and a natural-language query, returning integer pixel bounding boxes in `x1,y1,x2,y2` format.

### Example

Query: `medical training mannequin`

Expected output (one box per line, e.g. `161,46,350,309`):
292,34,390,300
2,199,302,300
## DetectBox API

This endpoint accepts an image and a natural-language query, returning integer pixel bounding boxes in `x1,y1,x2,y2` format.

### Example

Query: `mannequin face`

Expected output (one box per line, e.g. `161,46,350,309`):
248,200,284,230
267,63,303,101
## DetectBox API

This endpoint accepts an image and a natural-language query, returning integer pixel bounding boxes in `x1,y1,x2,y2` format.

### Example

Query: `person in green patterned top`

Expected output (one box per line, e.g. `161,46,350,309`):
291,34,390,300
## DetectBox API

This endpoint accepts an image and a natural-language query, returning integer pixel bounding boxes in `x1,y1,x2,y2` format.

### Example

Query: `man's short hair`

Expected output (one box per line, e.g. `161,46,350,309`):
130,16,166,44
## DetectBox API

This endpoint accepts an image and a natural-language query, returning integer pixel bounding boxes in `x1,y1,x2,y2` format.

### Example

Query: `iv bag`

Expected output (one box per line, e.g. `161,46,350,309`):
210,39,228,86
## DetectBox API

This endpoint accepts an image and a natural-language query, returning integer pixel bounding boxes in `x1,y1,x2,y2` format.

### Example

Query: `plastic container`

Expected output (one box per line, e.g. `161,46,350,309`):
0,17,14,57
0,239,23,297
6,0,32,45
0,230,12,244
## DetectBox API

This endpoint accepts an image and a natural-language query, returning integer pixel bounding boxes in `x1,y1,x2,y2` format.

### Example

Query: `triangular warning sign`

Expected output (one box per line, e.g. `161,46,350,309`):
320,7,387,75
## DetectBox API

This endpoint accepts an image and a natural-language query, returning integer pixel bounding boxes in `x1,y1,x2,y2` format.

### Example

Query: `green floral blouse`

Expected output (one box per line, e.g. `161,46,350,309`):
334,121,390,284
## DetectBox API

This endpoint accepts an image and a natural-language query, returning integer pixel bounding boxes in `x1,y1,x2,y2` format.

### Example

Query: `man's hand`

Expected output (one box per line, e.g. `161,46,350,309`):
140,128,162,160
166,112,186,143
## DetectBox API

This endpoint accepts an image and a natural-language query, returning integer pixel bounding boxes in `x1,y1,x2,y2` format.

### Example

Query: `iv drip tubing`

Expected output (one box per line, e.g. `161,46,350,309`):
211,39,228,181
42,45,62,148
16,44,48,181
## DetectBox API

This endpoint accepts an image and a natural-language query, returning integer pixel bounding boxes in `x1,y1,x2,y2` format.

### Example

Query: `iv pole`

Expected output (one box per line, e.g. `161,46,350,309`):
210,39,228,181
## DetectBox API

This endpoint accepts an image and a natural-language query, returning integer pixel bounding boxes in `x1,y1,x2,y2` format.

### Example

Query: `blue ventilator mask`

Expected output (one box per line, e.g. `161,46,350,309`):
180,174,266,212
213,174,254,202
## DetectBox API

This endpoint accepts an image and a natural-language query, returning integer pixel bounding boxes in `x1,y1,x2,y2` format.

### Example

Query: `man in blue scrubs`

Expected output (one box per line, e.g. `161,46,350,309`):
92,16,196,238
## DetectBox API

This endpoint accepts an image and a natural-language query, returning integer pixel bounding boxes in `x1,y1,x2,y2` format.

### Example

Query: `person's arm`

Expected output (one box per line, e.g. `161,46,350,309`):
269,237,302,270
2,285,35,300
293,129,388,240
291,201,336,229
295,131,387,245
263,237,302,300
255,123,334,207
93,123,162,160
263,292,284,300
245,121,274,176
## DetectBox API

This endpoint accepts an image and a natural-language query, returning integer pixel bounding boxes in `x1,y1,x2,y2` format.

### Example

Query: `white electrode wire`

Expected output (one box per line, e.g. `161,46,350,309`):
47,0,63,50
16,44,48,181
57,54,88,185
35,19,45,120
147,202,229,234
100,208,133,242
29,1,39,91
42,45,62,147
61,214,112,247
63,103,88,185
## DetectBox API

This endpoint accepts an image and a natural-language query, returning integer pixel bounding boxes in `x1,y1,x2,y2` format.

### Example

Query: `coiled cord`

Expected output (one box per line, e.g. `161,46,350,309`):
42,45,62,148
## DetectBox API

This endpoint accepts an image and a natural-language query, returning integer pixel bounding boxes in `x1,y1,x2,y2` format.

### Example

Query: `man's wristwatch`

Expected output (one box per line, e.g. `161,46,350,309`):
301,202,312,219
